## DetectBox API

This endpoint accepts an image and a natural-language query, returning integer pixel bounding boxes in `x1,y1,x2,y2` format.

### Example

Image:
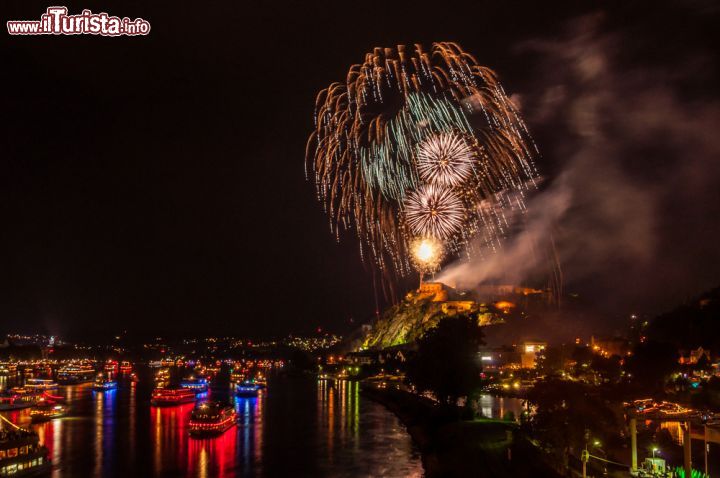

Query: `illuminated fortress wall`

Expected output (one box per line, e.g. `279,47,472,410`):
417,282,448,301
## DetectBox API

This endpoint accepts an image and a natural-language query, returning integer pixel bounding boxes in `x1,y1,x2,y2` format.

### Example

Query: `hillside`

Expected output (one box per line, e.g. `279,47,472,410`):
360,282,497,350
647,286,720,350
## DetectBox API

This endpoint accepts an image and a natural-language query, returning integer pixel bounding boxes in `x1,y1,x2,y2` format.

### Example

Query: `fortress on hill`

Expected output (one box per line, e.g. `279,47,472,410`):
413,282,479,316
360,282,508,350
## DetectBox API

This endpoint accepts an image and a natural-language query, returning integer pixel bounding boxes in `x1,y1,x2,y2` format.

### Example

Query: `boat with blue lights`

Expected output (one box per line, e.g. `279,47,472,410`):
180,377,208,393
235,380,261,397
92,374,117,391
188,402,236,437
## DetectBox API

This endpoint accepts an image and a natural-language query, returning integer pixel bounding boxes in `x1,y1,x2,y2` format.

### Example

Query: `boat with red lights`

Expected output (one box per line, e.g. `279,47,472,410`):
150,388,196,406
0,388,40,411
119,361,132,373
104,360,118,373
188,402,236,437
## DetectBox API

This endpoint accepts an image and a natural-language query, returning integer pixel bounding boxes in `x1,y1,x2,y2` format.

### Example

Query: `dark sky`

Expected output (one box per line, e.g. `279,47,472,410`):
2,1,718,340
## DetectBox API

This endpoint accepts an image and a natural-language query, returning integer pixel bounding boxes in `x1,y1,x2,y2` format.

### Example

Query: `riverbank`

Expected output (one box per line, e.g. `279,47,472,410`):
361,385,560,477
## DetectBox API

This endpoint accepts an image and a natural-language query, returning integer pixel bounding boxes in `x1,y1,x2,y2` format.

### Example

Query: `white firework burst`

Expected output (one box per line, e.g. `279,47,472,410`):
416,132,475,186
410,236,445,273
403,184,465,239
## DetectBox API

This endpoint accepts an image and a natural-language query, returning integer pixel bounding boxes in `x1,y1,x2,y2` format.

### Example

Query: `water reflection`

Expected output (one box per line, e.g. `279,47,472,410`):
1,373,424,477
151,402,194,474
235,394,263,474
478,393,525,420
660,421,684,445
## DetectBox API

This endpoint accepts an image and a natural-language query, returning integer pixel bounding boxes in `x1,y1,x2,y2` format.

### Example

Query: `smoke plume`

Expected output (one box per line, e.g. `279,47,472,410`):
438,12,720,323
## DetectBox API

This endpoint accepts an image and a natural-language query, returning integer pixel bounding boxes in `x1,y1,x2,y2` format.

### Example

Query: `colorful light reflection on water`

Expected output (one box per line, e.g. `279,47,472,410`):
0,374,423,477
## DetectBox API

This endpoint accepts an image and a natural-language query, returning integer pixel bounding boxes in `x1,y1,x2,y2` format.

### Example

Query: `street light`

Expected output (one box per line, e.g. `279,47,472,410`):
652,447,659,458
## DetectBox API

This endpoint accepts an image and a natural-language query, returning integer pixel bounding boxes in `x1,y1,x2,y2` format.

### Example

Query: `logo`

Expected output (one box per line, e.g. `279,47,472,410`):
7,7,150,36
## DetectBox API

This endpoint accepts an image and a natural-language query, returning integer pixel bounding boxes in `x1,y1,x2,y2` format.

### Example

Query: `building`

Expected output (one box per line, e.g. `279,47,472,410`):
678,346,710,365
441,301,476,315
520,341,547,369
477,346,521,370
415,282,448,302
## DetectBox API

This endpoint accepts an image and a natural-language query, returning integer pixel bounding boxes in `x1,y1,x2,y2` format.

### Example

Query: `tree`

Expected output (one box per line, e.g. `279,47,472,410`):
527,379,618,472
694,353,712,373
624,341,678,393
406,314,484,407
591,354,622,383
536,345,568,377
289,349,315,371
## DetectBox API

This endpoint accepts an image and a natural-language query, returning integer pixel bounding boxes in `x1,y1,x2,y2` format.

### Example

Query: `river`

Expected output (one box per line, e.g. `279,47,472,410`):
1,373,424,477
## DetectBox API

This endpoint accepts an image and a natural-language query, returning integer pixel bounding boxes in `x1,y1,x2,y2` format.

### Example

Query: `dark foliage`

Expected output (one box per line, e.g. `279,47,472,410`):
646,287,720,350
527,379,619,470
406,314,484,406
624,341,678,393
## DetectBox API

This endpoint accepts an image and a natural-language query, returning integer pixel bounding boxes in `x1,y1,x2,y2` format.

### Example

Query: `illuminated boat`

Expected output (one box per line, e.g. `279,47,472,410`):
92,374,117,391
180,377,208,393
188,402,237,437
0,362,17,376
154,368,170,387
150,388,196,406
57,362,95,384
104,360,118,373
254,373,267,388
0,388,40,411
25,378,59,391
119,361,132,373
29,403,67,423
0,424,51,476
235,381,260,397
230,369,245,383
204,365,221,378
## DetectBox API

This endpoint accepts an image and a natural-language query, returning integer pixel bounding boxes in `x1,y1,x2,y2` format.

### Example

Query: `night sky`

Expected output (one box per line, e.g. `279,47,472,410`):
2,1,718,340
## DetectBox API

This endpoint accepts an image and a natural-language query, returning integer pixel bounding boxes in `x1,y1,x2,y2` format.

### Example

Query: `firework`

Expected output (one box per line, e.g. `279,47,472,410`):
404,184,465,239
410,236,444,274
307,42,539,276
416,132,475,187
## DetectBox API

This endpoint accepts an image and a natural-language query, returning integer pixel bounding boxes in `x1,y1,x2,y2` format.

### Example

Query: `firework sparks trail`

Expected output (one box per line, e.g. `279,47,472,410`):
307,42,541,276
